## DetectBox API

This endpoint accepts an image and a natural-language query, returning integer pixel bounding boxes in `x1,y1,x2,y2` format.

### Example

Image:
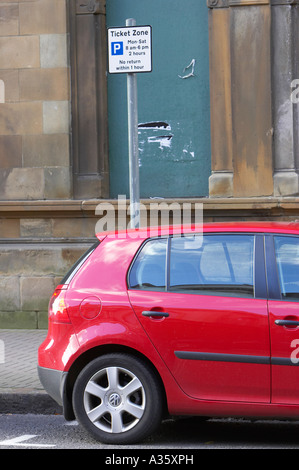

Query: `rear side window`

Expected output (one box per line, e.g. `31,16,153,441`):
170,234,255,297
274,236,299,300
61,241,100,285
129,239,167,291
128,234,255,298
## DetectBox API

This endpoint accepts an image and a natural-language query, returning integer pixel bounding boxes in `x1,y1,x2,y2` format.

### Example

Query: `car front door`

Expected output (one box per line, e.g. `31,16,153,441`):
128,233,271,403
266,235,299,404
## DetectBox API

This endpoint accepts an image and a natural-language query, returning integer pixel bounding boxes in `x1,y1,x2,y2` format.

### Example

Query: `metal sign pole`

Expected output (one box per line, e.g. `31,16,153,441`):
126,18,140,229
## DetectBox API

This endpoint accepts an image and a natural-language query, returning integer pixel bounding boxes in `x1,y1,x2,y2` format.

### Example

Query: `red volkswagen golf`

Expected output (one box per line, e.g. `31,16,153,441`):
38,222,299,444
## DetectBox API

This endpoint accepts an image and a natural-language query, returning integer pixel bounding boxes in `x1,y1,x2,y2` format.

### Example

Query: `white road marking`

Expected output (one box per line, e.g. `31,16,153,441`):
0,434,55,447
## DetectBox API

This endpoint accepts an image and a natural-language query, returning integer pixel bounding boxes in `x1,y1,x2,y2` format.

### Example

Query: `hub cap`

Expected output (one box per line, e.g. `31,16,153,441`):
108,392,121,407
83,366,146,434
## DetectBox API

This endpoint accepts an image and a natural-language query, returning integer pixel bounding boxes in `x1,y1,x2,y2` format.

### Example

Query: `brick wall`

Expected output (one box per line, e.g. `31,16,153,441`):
0,0,71,200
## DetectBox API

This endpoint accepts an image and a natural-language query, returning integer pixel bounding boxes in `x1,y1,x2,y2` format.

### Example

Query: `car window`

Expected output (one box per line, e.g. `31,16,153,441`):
129,239,167,291
169,234,255,298
274,236,299,300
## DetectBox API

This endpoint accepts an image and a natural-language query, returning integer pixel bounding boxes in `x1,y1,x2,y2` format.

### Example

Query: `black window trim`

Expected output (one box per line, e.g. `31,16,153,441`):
255,234,268,300
127,232,268,300
264,234,281,301
266,233,299,302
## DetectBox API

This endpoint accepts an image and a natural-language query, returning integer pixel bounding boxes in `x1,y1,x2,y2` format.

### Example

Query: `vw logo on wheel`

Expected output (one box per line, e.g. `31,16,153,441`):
108,392,121,407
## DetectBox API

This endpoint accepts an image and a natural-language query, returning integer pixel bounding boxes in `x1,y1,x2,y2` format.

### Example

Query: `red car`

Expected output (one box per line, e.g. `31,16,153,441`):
38,222,299,444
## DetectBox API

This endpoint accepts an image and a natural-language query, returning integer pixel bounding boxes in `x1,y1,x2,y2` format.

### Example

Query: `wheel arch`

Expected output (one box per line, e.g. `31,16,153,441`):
63,343,168,421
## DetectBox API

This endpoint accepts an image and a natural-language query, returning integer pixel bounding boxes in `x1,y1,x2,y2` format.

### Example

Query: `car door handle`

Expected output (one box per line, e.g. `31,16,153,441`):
142,311,169,318
275,320,299,327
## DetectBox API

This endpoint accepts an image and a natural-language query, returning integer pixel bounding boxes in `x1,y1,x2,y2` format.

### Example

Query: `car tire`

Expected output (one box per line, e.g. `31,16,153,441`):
72,353,163,444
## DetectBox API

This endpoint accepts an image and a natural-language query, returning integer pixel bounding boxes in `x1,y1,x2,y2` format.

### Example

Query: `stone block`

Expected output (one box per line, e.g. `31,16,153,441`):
209,172,233,198
23,134,70,167
37,311,49,329
52,217,97,238
0,4,19,36
0,36,40,69
0,70,19,102
0,244,89,277
0,219,20,238
19,68,69,102
20,219,52,238
61,246,88,268
0,168,44,199
274,171,299,197
0,312,37,329
44,167,71,199
0,276,20,311
43,101,69,134
0,135,22,168
0,0,35,2
40,34,68,68
0,102,43,135
21,276,55,311
19,0,67,35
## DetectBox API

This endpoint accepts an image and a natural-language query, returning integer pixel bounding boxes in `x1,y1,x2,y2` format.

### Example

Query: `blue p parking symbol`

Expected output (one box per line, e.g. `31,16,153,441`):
111,42,123,56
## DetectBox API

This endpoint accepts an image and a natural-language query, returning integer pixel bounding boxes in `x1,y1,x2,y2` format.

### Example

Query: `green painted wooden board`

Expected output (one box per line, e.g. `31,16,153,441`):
107,0,211,198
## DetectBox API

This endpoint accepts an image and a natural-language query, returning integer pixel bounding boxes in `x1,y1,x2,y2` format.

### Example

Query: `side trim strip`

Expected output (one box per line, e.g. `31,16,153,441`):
271,357,299,366
175,351,299,366
174,351,270,364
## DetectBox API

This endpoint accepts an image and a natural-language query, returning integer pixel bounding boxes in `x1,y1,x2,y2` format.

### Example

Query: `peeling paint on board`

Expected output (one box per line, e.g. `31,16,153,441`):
148,135,173,149
178,59,196,79
138,121,173,152
138,119,196,162
138,121,171,130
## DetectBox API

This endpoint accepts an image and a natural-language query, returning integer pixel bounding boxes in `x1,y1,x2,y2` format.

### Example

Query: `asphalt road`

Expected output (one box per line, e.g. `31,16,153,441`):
1,414,299,451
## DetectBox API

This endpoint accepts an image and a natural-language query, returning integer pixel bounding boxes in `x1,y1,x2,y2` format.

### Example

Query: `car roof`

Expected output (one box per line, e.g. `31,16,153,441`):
96,221,299,241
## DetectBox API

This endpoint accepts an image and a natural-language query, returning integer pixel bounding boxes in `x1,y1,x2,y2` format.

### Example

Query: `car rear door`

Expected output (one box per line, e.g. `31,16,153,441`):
266,234,299,404
128,233,271,403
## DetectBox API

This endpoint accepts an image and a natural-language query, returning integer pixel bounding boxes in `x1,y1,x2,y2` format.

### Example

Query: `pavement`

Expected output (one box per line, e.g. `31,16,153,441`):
0,329,62,415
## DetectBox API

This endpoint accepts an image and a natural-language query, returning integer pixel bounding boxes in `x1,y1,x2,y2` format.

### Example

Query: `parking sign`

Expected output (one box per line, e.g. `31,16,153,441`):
111,42,123,56
108,25,152,74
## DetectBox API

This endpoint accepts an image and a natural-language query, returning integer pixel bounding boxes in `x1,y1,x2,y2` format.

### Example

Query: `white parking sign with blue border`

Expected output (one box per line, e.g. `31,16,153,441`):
108,25,152,74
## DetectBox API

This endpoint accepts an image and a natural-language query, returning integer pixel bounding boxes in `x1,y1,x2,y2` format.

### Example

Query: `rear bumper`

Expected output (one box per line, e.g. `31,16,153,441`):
38,366,75,420
38,366,67,406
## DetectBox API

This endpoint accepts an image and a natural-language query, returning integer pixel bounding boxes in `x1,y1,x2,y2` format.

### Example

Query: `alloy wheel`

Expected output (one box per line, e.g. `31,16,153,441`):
83,365,146,434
